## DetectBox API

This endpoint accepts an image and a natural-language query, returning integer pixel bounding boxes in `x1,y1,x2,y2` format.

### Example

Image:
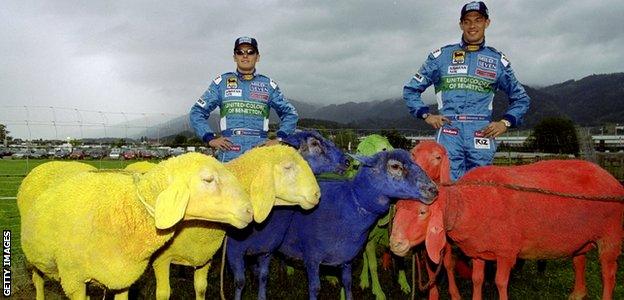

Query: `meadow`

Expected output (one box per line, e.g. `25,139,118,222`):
1,158,623,299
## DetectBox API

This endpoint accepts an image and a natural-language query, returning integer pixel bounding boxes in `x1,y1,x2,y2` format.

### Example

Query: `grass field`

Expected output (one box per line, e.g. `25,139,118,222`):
1,158,623,299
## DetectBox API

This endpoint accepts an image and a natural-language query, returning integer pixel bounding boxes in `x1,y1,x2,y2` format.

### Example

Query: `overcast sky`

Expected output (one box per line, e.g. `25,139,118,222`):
2,0,623,130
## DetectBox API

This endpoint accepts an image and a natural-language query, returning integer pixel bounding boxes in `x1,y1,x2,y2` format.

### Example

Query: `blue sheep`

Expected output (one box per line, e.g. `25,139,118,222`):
227,130,348,300
277,149,438,300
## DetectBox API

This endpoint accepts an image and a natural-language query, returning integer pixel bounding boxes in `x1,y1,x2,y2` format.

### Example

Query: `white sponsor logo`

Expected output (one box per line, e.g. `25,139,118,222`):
196,99,206,107
474,138,491,149
213,75,222,85
225,89,242,97
500,54,510,67
431,48,442,58
413,72,424,83
448,65,468,74
270,79,278,89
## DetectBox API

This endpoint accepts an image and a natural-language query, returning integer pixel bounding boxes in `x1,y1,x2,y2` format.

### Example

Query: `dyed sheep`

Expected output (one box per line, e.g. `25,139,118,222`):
390,141,460,300
124,161,157,173
152,144,322,299
19,153,253,299
390,155,624,300
277,149,438,300
227,130,348,300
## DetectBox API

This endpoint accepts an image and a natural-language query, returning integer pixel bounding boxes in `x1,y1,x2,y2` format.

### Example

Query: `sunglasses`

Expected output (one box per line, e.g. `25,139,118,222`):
234,49,257,56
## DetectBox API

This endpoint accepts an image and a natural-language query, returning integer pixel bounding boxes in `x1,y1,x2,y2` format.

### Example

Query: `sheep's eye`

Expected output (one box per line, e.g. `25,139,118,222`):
310,139,320,147
419,209,427,216
435,155,442,160
390,164,401,170
382,148,387,151
202,175,215,184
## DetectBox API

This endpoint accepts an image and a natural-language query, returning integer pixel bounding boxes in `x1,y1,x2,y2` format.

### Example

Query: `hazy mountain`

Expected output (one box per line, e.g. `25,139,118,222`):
136,73,623,138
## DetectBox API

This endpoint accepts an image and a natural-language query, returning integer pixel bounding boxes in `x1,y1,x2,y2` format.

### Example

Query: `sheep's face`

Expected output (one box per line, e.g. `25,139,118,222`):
411,141,449,183
284,131,349,175
272,153,321,210
389,200,430,257
183,165,253,229
355,150,438,203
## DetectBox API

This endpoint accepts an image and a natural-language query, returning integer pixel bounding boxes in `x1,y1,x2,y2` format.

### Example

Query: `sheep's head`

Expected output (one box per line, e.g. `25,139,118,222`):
389,200,431,256
352,149,438,203
153,153,253,230
282,130,349,175
410,141,450,183
229,145,321,223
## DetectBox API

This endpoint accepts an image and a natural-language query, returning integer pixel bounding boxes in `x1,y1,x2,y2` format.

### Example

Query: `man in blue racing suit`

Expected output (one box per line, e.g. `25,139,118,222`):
404,1,530,181
190,36,299,162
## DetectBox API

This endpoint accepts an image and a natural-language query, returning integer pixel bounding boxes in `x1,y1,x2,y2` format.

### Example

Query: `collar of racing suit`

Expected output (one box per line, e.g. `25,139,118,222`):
460,37,485,52
236,69,256,80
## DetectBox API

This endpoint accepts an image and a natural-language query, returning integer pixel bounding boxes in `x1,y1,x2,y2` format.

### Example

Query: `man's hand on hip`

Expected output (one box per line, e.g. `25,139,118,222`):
208,137,233,151
482,121,508,138
425,114,451,129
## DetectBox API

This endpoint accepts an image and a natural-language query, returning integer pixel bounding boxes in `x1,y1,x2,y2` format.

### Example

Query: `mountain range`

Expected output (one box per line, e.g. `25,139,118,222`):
141,73,624,139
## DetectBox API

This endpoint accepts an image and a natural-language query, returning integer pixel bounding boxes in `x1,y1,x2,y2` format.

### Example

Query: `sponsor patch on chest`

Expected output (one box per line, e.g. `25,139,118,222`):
477,54,497,71
476,68,497,80
227,77,238,89
452,50,465,64
448,65,468,74
224,89,242,97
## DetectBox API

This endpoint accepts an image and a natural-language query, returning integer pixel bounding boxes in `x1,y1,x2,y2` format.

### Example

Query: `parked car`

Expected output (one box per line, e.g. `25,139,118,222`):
69,149,86,160
109,148,121,159
0,147,14,157
170,147,185,157
137,149,153,159
122,150,136,160
54,149,70,159
11,149,30,159
88,149,106,159
31,149,48,159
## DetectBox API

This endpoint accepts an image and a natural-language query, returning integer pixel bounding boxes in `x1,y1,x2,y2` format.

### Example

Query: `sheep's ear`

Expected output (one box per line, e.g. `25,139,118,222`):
154,179,190,229
347,153,376,167
250,164,275,223
425,202,446,264
438,150,452,184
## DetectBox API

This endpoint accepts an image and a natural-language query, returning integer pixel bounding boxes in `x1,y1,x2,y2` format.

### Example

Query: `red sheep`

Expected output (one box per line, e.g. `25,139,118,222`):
391,142,624,300
403,141,461,300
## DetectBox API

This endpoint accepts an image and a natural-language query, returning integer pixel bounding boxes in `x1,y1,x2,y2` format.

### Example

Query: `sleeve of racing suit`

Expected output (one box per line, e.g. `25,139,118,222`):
497,61,531,127
189,80,221,143
268,81,299,139
403,53,439,119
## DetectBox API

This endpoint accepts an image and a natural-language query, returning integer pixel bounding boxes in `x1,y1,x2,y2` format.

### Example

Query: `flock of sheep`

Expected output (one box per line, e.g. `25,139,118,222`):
16,130,624,299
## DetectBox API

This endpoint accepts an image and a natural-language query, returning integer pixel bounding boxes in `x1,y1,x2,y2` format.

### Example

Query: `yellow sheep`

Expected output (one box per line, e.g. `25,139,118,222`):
151,145,321,300
123,161,157,174
17,161,96,214
19,152,253,300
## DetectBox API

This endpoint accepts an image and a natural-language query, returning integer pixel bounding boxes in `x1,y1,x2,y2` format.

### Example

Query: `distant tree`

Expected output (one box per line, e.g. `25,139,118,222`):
381,129,412,150
114,138,126,148
187,136,202,146
526,117,579,155
332,129,358,152
69,138,82,148
0,124,12,144
173,134,187,146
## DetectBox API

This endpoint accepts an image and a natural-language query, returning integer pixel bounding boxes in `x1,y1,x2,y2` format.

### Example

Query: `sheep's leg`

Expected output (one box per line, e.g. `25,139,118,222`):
397,269,411,294
340,262,353,300
359,249,370,289
366,244,386,300
229,254,246,300
66,281,87,300
569,255,587,300
304,261,321,300
471,259,485,300
152,259,172,300
193,262,210,300
257,254,271,300
424,252,440,300
598,239,620,300
443,245,461,300
494,257,515,300
32,270,45,300
114,290,128,300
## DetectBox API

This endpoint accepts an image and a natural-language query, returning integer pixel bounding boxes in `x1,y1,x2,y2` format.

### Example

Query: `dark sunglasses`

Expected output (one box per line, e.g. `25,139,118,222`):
234,49,257,56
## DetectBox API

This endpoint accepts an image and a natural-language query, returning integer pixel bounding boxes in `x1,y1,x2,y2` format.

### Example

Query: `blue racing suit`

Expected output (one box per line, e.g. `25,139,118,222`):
404,39,530,181
190,70,299,162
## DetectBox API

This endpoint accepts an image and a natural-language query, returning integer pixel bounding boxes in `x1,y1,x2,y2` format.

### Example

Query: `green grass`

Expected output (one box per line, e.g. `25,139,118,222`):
1,158,623,299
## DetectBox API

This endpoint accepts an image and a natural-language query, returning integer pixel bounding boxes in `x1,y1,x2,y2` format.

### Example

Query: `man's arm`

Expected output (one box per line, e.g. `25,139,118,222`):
403,50,449,128
268,79,298,140
189,77,232,150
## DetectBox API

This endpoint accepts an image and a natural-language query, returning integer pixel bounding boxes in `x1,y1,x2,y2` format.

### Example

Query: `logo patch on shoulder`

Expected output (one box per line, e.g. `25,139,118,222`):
431,48,442,58
269,79,278,89
500,54,510,67
213,75,222,85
